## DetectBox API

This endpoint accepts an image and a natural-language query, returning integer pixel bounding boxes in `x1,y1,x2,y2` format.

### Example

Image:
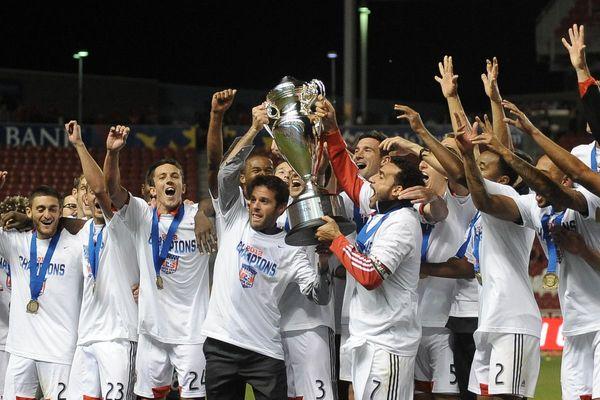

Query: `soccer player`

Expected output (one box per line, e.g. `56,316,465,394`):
0,191,28,398
0,184,83,399
382,105,478,400
72,174,93,219
439,115,541,399
315,150,425,400
104,126,210,400
277,170,337,400
475,106,600,400
561,24,600,172
64,121,140,400
62,195,78,218
201,138,331,400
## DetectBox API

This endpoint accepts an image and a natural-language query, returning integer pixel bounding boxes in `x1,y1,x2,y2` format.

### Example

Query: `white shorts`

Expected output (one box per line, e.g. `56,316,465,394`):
350,342,415,400
3,354,70,399
0,350,10,397
414,327,459,395
468,332,540,398
339,332,352,382
561,330,600,400
68,340,137,400
134,334,206,399
282,326,336,400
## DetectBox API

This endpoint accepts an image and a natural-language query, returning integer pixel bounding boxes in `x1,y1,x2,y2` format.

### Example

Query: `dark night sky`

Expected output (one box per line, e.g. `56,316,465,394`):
0,1,559,111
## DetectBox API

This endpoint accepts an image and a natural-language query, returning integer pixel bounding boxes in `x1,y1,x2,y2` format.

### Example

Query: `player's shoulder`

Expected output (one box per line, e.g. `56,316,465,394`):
483,178,519,197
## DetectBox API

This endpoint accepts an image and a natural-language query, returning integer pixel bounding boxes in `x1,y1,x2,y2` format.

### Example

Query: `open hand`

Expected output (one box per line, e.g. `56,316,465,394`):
502,100,536,134
481,57,501,102
394,104,426,134
434,55,458,98
454,112,478,154
470,115,504,154
562,24,587,72
379,136,417,156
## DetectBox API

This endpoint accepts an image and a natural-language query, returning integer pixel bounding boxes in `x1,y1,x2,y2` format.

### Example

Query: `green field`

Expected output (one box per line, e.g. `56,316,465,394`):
244,356,562,399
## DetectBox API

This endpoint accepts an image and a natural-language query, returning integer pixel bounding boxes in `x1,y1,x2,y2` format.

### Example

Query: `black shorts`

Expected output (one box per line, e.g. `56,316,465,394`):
203,337,287,400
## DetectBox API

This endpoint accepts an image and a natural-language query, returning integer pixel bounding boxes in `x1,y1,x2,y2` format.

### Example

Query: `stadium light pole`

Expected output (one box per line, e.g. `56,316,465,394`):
358,5,370,124
327,51,338,106
73,50,89,123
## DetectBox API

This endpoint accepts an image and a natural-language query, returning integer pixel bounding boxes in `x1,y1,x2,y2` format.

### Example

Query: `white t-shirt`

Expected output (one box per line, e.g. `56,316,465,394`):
201,194,329,360
571,141,600,172
464,180,541,338
345,207,422,357
117,196,210,344
76,217,139,345
0,228,83,364
0,256,11,350
515,187,600,336
418,188,477,327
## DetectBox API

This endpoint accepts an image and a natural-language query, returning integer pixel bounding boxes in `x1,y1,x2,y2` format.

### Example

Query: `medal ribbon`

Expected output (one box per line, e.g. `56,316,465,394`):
151,206,185,279
591,145,598,172
356,205,408,253
29,230,62,302
455,212,480,259
420,223,434,263
88,223,104,281
541,209,565,275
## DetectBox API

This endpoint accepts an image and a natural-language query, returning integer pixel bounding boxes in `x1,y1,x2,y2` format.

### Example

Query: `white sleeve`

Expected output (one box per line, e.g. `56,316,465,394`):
369,215,418,273
576,186,600,221
514,194,541,230
115,194,152,231
0,228,14,260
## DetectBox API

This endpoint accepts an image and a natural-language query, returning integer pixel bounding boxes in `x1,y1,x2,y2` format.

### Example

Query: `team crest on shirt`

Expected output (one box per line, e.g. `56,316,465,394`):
239,263,257,288
161,253,180,274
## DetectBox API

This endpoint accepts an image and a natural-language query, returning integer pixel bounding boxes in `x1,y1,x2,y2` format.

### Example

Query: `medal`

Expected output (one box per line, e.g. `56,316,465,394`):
542,272,559,290
28,230,61,315
151,206,185,292
475,272,482,285
26,299,39,314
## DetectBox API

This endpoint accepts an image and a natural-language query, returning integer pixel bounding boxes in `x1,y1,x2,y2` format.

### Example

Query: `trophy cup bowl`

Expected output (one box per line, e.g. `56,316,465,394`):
266,76,355,246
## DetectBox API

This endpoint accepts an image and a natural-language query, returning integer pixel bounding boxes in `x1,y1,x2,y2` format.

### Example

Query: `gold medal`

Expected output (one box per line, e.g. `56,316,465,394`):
542,273,559,289
156,276,164,290
26,299,39,314
475,272,482,285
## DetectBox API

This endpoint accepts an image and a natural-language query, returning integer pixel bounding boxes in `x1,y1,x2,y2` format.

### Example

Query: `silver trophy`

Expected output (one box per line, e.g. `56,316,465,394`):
265,76,355,246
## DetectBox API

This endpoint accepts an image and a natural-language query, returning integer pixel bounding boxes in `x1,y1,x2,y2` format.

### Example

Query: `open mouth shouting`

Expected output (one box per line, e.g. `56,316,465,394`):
356,161,367,170
165,186,176,197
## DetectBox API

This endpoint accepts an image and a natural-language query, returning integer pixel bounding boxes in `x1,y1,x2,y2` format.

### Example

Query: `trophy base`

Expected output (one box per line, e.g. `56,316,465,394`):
285,193,356,246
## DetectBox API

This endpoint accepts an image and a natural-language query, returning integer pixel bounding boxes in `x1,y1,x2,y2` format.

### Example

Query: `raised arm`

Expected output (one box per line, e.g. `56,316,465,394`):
315,96,365,206
434,55,468,133
66,120,113,218
562,24,600,143
472,117,589,214
503,100,600,197
103,125,130,210
455,115,521,222
207,89,237,196
481,57,513,150
394,104,467,186
222,104,266,166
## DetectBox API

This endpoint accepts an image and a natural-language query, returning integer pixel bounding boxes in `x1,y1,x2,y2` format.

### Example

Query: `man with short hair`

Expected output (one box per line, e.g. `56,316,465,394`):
315,153,425,400
62,195,78,218
105,126,211,400
72,174,92,219
0,184,84,399
201,138,331,400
